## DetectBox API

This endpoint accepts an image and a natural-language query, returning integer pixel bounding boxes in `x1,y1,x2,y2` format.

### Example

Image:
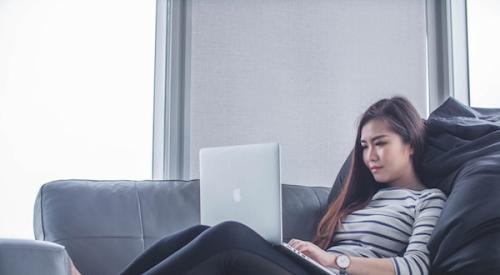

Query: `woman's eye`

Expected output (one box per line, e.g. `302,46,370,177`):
375,142,386,146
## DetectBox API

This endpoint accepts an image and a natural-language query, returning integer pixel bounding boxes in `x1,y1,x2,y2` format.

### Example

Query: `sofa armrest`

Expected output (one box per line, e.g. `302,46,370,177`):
0,239,71,275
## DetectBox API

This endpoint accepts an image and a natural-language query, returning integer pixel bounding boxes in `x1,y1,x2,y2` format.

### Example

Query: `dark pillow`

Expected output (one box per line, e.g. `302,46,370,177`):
422,98,500,275
327,150,352,205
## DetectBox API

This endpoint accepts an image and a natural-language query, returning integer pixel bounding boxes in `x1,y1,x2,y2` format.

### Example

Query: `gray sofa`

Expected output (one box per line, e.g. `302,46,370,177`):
2,179,330,275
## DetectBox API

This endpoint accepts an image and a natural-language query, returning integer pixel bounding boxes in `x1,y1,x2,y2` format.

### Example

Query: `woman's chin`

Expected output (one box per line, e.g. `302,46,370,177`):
373,175,388,183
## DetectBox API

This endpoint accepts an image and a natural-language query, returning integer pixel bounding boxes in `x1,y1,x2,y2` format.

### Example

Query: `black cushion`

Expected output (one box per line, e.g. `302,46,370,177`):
327,151,352,205
423,98,500,275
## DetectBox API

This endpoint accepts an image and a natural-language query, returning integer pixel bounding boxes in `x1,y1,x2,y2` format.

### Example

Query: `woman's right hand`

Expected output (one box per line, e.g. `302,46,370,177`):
288,239,337,268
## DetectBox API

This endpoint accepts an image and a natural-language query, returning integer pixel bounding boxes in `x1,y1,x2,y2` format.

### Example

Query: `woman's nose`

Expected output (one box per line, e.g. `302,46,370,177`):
368,146,378,161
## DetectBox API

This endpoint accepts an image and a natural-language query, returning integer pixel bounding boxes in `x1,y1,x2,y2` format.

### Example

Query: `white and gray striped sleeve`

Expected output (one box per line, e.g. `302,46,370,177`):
390,190,447,275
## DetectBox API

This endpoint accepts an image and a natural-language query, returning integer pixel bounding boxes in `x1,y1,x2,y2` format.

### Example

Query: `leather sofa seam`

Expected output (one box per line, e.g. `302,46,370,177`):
40,183,46,240
134,182,145,251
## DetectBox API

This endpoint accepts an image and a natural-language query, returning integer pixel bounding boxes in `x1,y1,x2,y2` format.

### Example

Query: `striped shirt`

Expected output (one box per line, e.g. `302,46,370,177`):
326,186,447,275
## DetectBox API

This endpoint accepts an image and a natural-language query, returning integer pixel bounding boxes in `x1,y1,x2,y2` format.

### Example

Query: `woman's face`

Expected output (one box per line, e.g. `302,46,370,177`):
360,119,414,185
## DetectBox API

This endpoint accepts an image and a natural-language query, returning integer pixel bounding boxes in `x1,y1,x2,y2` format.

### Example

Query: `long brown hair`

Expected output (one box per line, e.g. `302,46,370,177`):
312,96,426,249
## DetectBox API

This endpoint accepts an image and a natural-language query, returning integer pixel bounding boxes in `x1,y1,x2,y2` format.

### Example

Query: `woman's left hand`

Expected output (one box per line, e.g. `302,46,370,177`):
288,239,336,268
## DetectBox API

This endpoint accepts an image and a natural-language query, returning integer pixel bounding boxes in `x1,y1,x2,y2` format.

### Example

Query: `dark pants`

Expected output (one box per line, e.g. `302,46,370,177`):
119,221,313,275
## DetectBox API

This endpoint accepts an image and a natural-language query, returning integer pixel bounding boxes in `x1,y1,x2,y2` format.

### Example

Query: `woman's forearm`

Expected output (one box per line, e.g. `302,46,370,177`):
326,255,396,275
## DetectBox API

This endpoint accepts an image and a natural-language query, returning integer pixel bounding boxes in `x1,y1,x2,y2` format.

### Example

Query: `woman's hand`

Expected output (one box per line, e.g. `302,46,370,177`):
288,239,336,268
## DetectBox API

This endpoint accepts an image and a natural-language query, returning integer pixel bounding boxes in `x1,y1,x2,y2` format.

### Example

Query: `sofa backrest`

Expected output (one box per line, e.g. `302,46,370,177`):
34,179,330,275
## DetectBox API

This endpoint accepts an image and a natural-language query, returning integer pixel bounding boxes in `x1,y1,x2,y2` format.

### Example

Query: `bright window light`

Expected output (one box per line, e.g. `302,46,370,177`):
467,0,500,108
0,0,156,238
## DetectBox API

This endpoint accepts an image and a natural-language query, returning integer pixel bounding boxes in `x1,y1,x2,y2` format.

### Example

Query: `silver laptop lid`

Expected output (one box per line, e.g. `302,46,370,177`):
199,142,282,244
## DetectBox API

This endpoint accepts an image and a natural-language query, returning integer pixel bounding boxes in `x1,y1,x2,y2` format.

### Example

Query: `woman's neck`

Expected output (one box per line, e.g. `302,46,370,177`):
388,167,426,191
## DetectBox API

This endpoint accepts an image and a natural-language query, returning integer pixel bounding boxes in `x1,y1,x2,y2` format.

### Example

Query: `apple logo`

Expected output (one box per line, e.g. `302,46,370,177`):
233,188,242,202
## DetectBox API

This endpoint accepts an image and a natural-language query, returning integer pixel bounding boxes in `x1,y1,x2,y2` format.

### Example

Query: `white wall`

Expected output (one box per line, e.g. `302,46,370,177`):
188,0,428,186
0,0,156,238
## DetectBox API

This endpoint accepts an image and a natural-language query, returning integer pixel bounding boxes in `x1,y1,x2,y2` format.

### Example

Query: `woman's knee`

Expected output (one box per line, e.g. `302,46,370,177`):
199,221,257,247
213,221,253,236
191,224,210,232
157,224,209,246
171,224,210,238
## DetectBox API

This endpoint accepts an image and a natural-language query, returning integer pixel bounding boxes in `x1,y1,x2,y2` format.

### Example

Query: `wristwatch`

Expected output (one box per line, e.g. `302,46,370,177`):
335,254,351,275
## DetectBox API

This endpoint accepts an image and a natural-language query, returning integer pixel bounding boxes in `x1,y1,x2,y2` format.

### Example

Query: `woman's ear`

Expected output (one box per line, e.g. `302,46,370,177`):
408,144,415,156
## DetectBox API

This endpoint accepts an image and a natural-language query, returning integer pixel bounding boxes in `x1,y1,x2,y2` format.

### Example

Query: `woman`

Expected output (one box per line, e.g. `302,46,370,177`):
119,96,447,275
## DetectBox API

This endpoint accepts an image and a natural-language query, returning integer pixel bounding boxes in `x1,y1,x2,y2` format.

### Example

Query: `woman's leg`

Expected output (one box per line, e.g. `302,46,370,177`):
143,221,312,275
120,224,210,275
184,249,306,275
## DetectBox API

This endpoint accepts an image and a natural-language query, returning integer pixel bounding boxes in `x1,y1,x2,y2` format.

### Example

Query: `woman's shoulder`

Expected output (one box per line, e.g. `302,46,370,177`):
375,186,447,202
418,187,448,200
415,188,448,211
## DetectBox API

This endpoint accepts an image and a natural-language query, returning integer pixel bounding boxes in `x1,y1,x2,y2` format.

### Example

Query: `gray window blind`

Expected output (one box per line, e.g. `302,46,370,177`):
188,0,428,186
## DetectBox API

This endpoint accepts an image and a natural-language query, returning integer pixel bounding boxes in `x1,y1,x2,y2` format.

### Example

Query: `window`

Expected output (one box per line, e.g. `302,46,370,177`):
467,0,500,108
0,0,156,238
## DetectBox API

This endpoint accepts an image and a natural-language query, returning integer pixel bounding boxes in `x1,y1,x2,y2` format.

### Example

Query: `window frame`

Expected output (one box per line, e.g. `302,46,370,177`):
425,0,470,112
153,0,191,180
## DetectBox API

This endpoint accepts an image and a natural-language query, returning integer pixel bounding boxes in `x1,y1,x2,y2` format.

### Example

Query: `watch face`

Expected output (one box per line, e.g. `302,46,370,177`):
336,255,351,269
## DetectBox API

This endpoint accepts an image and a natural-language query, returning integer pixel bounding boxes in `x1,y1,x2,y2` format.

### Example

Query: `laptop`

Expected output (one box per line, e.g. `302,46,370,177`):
199,142,338,275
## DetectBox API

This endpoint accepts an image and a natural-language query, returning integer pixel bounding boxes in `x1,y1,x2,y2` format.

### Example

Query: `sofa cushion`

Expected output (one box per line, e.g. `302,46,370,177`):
34,179,200,275
422,98,500,275
282,184,330,242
